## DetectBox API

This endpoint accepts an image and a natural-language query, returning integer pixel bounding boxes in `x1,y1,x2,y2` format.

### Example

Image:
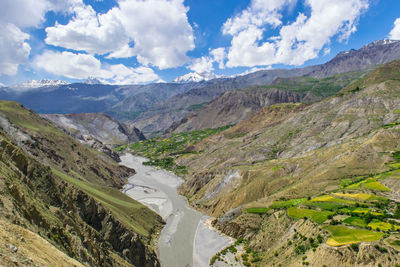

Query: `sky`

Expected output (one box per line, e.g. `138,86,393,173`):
0,0,400,87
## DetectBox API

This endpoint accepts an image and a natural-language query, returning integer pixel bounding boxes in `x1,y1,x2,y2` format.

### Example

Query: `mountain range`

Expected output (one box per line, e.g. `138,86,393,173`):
1,39,399,137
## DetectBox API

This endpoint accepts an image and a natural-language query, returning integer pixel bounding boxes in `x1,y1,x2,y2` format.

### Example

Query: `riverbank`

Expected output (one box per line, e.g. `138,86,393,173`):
120,154,232,267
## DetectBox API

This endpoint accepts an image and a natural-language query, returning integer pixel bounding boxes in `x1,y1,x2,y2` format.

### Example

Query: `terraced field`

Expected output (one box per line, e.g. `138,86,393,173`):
265,156,400,247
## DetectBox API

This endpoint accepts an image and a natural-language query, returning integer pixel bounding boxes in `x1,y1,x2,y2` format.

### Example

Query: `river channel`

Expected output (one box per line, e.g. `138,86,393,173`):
120,154,232,267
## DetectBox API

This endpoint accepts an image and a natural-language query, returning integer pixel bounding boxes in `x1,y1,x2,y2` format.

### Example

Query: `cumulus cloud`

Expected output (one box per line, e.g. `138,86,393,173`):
46,3,128,54
0,0,75,76
389,18,400,40
0,24,31,75
189,57,214,73
221,0,368,68
45,0,195,69
0,0,51,28
34,50,161,84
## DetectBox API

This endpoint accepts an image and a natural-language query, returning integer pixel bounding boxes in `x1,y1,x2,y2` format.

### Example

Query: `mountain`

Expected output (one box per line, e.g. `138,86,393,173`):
309,39,400,78
84,76,103,84
12,79,69,89
167,70,367,133
1,39,399,136
129,39,400,135
131,60,400,266
0,101,163,266
42,113,145,145
173,72,218,83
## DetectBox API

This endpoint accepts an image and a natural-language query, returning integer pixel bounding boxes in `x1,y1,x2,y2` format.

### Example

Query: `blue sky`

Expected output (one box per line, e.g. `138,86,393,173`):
1,0,400,86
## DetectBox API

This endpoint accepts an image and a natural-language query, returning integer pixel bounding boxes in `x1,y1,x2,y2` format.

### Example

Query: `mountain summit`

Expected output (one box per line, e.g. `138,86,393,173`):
84,76,103,84
173,72,218,83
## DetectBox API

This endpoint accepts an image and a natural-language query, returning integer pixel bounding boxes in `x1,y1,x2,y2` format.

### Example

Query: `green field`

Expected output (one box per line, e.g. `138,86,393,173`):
346,177,391,191
324,225,384,246
310,195,360,205
247,208,270,214
287,207,334,223
118,125,232,174
270,198,307,209
343,216,368,227
368,220,400,231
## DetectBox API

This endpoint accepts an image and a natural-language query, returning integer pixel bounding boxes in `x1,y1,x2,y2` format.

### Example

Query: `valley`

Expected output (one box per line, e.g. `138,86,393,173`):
1,39,400,267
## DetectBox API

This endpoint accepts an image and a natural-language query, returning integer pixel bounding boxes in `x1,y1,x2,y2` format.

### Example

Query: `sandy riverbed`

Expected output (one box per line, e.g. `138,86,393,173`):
120,154,232,267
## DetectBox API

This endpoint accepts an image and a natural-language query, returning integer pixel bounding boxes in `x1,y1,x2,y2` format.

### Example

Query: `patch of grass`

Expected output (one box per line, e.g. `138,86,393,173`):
247,207,269,214
343,216,368,227
362,181,391,192
287,207,334,223
368,220,400,231
332,193,386,202
394,109,400,114
310,195,359,205
382,122,400,129
52,168,160,237
188,102,209,111
270,198,307,209
324,225,384,246
345,177,391,192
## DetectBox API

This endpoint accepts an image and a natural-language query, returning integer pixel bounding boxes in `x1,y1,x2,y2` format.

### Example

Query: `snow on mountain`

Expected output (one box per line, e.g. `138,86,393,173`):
12,79,69,88
173,72,218,83
84,76,103,85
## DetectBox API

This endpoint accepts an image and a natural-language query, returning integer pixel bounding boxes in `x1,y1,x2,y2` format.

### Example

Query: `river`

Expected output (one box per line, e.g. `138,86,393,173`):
120,154,232,267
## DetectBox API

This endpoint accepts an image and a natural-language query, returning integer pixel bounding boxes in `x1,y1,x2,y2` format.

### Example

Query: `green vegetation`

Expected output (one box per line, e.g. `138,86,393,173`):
343,216,368,227
247,207,270,214
287,207,334,223
368,220,400,231
346,177,391,191
52,168,160,237
260,71,366,98
188,102,209,111
394,109,400,114
118,125,232,174
324,225,384,246
270,198,307,209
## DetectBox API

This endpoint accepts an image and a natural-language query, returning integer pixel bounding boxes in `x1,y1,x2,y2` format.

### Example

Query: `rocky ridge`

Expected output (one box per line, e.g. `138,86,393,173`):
0,101,163,266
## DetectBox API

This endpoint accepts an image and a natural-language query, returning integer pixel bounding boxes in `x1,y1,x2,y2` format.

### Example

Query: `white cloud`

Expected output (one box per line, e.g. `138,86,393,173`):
210,48,226,69
0,24,31,75
389,18,400,40
189,57,214,73
44,0,195,69
116,0,194,69
46,3,128,54
0,0,51,28
0,0,74,76
222,0,368,67
34,50,161,84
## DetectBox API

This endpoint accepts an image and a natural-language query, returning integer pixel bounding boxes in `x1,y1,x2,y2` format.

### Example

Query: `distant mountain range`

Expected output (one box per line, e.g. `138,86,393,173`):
12,79,69,89
0,39,399,136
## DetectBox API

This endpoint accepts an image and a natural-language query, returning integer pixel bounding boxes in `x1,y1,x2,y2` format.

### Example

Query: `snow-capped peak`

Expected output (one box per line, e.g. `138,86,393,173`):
84,76,103,85
173,72,218,83
12,79,69,88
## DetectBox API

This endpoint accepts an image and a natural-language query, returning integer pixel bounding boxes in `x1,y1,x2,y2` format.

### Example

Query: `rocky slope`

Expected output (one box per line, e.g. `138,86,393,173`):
42,113,146,162
43,113,145,145
168,70,366,133
171,60,400,266
0,101,163,266
132,39,400,135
